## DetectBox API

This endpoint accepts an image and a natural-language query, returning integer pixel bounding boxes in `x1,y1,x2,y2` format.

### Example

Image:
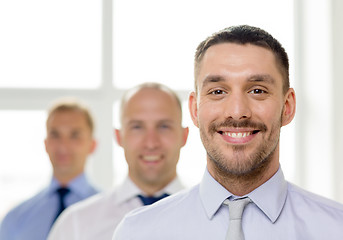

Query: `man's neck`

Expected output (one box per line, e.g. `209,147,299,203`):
54,172,81,187
130,175,176,196
208,160,279,196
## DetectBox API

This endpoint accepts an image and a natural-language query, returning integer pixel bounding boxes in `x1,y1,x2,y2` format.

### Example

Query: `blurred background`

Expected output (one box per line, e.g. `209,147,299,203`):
1,0,343,220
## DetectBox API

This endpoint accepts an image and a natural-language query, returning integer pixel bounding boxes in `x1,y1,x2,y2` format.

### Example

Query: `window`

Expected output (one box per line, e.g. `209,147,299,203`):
0,0,101,89
0,0,103,220
1,0,308,221
0,111,50,218
113,0,294,91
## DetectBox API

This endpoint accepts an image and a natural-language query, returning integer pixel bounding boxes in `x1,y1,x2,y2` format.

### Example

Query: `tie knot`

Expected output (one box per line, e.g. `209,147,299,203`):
52,187,71,225
223,197,251,220
137,193,169,205
56,187,70,199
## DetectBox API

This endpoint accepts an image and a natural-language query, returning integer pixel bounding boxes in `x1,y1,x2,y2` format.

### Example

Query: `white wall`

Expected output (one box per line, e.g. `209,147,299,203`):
294,0,343,202
332,0,343,202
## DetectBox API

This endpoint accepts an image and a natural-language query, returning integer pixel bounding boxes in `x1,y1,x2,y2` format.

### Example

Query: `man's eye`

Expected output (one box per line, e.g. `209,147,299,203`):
49,131,59,138
249,89,266,94
211,89,225,95
71,133,80,139
159,124,170,129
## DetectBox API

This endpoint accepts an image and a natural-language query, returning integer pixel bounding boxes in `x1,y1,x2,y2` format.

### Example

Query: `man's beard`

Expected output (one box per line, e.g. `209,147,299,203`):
199,117,282,179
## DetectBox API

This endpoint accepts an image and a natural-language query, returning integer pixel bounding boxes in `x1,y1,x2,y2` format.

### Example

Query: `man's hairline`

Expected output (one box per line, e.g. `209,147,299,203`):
46,109,94,137
194,42,289,95
119,86,183,127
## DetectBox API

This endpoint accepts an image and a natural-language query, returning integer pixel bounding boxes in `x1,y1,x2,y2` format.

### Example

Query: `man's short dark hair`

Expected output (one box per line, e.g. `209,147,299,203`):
194,25,289,94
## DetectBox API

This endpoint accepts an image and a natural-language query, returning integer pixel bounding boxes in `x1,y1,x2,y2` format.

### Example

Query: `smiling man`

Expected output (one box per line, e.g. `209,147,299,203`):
193,42,290,197
112,25,343,240
116,85,188,196
48,82,188,240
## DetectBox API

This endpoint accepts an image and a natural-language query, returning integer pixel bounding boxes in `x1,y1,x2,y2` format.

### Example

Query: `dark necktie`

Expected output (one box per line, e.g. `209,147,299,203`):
137,193,169,205
52,187,70,223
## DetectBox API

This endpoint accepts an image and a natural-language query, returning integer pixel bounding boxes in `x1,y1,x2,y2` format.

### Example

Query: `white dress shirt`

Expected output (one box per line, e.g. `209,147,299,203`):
48,176,184,240
113,168,343,240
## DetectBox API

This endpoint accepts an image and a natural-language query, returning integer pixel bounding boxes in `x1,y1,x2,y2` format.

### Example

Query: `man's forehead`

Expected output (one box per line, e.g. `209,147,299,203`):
122,107,181,127
49,109,85,119
47,112,88,127
126,88,175,104
201,43,275,65
197,43,282,87
126,118,175,124
201,74,276,87
123,90,180,113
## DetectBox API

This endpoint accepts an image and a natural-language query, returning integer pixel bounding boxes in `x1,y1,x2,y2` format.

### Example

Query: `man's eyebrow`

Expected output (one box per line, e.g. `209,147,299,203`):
200,74,276,89
201,75,226,88
48,129,58,134
247,74,276,84
158,119,175,124
127,120,143,125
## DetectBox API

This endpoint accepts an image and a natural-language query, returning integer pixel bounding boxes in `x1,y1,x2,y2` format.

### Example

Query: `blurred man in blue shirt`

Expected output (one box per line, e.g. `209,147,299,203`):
0,99,99,240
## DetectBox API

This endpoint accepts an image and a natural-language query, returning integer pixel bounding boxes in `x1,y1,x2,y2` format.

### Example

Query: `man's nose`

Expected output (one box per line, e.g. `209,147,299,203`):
144,130,161,149
223,92,252,120
56,137,70,152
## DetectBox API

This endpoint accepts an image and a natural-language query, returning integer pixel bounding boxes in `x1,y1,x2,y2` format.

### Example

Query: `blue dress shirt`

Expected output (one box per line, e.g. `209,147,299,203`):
113,168,343,240
0,174,98,240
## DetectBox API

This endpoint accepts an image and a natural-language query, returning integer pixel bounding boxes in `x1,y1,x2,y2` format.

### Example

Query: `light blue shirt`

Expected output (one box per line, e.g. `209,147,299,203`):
113,168,343,240
0,174,98,240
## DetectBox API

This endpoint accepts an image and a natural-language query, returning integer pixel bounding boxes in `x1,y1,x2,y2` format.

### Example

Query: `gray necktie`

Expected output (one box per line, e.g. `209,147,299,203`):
223,197,251,240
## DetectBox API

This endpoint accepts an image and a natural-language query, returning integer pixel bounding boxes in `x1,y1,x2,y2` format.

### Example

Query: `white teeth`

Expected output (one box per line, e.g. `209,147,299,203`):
224,132,251,138
142,155,160,162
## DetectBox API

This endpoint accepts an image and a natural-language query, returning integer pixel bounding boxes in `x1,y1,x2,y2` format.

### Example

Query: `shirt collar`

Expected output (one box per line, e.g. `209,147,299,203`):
47,173,96,198
154,176,184,196
114,176,184,205
248,168,287,222
199,167,287,222
200,169,232,220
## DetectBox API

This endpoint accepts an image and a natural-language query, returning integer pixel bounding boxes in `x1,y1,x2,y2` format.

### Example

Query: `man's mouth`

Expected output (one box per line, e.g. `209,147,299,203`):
217,129,260,144
218,130,260,138
56,154,71,162
142,155,161,162
209,119,267,138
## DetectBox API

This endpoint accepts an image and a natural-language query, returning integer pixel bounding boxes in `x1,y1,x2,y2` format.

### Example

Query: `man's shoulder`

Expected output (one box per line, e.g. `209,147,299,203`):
113,185,202,239
124,185,200,222
1,189,47,226
63,189,116,216
288,183,343,216
48,189,126,240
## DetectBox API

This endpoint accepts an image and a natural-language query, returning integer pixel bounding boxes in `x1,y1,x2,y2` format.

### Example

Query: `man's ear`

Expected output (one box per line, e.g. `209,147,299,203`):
44,139,48,153
282,88,296,126
114,129,122,147
181,127,189,147
189,92,199,128
89,139,97,154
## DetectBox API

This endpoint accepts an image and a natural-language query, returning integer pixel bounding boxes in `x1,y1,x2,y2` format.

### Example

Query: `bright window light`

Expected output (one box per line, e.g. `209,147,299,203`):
0,0,102,89
0,111,51,220
113,0,294,90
